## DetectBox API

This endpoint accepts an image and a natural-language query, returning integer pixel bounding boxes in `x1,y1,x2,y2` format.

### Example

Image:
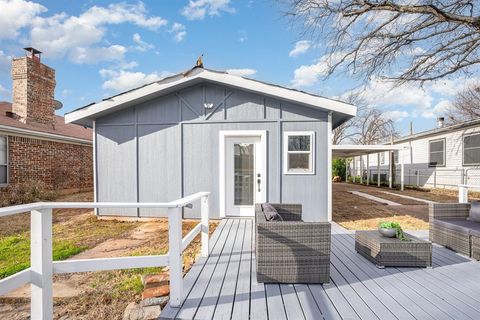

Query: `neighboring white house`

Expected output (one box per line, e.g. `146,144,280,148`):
350,117,480,190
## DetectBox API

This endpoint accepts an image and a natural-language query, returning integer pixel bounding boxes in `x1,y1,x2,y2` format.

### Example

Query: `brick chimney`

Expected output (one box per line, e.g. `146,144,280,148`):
11,48,56,125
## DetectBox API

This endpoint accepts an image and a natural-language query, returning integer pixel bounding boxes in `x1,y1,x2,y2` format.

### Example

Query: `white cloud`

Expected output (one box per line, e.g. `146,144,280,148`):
0,50,11,73
291,54,334,87
29,2,167,63
181,0,235,20
226,68,257,77
100,69,173,92
383,110,409,121
422,100,453,119
69,45,127,64
355,78,433,110
238,30,247,43
0,0,46,39
170,23,187,42
132,33,154,52
289,40,312,57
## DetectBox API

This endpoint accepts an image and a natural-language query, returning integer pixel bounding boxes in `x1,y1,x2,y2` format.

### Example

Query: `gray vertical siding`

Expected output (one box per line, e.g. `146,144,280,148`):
95,82,328,220
96,125,137,216
281,121,328,221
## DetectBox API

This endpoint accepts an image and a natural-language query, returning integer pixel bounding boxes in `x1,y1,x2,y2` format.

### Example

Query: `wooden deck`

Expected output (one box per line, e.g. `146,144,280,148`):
161,218,480,320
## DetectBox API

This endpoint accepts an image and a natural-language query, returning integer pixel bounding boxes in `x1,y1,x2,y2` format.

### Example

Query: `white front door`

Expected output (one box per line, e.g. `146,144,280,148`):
225,136,265,216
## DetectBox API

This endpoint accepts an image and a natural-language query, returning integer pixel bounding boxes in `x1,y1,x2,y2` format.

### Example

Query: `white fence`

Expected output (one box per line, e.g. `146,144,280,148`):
351,167,480,191
0,192,210,320
458,184,480,203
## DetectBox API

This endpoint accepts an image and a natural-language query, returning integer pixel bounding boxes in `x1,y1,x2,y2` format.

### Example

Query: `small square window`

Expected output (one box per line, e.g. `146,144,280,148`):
284,132,314,174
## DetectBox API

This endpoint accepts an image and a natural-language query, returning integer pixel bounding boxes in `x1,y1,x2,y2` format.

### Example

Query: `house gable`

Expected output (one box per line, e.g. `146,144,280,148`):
66,68,355,128
96,82,328,125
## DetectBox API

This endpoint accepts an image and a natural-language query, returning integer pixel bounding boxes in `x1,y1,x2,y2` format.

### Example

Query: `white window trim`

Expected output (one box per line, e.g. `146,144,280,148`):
428,138,446,167
218,130,267,218
463,133,480,166
0,135,8,186
283,131,315,175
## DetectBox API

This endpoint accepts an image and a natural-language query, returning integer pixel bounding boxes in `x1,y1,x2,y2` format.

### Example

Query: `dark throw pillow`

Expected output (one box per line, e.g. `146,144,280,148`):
469,201,480,223
262,203,278,221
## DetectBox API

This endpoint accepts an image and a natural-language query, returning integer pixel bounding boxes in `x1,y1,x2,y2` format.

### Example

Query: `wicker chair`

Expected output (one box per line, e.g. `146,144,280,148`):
255,203,331,284
429,203,474,257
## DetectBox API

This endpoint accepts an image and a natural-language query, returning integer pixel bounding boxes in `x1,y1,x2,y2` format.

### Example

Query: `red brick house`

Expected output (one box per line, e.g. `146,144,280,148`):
0,48,93,193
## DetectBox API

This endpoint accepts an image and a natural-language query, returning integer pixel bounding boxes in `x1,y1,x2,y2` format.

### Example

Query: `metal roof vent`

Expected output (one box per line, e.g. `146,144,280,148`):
437,117,445,129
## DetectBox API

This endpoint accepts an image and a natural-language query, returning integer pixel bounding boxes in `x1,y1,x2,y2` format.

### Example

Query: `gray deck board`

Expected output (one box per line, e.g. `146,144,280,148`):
161,218,480,320
279,284,306,320
230,219,252,320
294,284,326,320
194,219,240,319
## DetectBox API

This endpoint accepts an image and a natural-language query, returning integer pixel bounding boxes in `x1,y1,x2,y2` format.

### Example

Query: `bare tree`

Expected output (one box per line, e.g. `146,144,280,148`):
447,81,480,123
353,107,399,144
333,93,398,144
286,0,480,83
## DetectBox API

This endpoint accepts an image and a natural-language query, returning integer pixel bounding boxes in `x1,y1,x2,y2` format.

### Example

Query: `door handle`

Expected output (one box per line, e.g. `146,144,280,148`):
257,178,261,192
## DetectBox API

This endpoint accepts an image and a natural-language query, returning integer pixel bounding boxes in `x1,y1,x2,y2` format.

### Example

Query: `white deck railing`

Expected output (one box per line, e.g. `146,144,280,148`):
458,184,480,203
0,192,210,320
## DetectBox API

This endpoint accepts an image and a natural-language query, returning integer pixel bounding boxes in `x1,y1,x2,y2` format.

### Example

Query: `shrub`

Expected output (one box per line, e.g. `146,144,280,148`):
332,158,346,179
0,182,57,207
379,221,410,241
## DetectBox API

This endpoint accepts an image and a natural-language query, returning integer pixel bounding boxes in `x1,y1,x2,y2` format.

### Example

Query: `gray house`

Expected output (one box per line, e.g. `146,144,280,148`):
66,68,356,221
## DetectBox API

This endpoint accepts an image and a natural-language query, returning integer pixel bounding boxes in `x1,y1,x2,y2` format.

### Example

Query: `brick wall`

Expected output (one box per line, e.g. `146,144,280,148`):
11,56,56,125
7,136,93,192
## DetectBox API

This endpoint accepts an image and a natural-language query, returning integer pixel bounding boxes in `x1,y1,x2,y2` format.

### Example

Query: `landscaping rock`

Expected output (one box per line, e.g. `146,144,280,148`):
141,284,170,299
140,296,169,307
123,302,162,320
142,273,169,288
142,305,161,320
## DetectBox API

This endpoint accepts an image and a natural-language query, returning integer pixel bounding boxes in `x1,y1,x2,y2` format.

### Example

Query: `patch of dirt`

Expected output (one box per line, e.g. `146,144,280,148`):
0,191,94,238
359,190,424,205
333,183,429,230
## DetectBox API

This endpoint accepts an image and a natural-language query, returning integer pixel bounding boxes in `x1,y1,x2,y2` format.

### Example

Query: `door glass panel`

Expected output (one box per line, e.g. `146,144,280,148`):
234,143,254,206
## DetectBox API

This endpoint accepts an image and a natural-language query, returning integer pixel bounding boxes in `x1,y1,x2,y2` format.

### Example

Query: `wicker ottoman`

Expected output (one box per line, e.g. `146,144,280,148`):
355,231,432,268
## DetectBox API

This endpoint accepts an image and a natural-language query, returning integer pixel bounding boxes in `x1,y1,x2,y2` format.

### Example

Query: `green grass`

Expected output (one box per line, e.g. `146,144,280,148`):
0,232,86,278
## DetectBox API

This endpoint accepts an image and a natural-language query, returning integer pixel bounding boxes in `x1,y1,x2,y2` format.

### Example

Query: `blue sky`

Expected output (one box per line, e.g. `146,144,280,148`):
0,0,473,135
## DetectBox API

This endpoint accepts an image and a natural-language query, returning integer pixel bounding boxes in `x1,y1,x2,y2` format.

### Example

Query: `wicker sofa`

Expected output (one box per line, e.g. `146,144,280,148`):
429,203,480,259
255,203,331,284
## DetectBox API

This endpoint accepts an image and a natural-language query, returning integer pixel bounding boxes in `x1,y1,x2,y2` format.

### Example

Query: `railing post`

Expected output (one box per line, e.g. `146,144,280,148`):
168,207,183,308
459,185,468,203
201,195,209,257
30,208,53,320
416,170,420,187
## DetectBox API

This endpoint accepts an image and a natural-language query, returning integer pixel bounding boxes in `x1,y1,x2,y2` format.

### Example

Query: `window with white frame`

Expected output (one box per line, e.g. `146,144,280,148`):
464,133,480,166
0,136,7,184
429,138,445,167
380,152,385,164
284,132,314,174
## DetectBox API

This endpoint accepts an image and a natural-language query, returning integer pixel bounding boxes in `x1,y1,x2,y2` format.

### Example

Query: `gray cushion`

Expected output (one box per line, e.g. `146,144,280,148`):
434,219,480,236
469,201,480,223
262,203,278,221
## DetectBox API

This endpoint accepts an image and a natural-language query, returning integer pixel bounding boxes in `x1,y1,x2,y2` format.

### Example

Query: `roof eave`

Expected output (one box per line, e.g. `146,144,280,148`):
65,69,356,126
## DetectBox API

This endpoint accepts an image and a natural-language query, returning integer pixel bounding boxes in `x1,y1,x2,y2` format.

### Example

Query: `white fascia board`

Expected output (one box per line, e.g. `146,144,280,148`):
65,74,201,124
65,69,357,124
200,71,357,116
332,145,408,151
